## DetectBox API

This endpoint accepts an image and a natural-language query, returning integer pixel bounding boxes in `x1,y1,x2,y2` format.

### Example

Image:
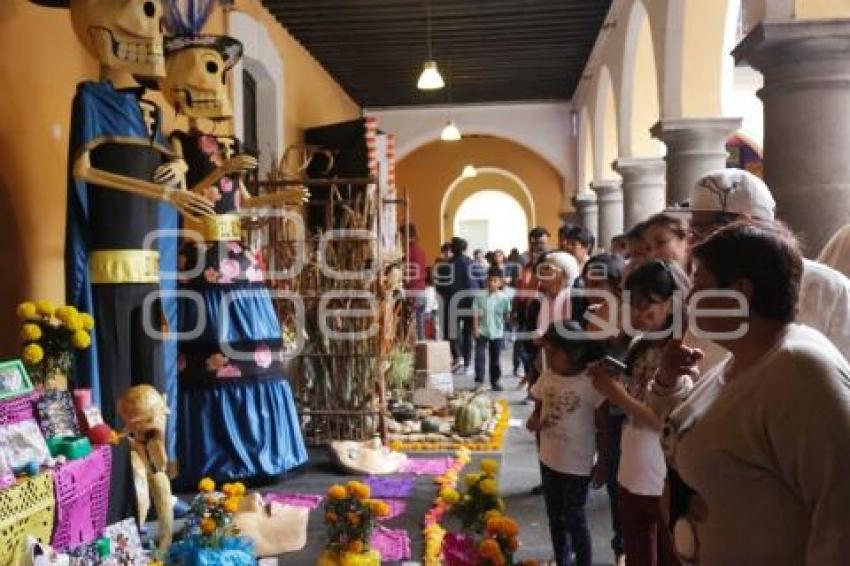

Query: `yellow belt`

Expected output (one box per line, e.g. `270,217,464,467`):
191,214,242,242
89,250,160,284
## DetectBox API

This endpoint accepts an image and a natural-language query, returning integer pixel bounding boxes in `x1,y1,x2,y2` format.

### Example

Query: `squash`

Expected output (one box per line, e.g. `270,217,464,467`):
454,392,493,436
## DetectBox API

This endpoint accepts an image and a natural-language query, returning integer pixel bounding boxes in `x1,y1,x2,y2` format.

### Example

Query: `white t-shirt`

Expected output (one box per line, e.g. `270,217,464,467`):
530,369,604,476
798,258,850,361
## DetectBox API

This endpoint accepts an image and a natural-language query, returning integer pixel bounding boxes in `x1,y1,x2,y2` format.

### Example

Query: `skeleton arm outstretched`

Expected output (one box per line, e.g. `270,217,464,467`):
73,149,215,221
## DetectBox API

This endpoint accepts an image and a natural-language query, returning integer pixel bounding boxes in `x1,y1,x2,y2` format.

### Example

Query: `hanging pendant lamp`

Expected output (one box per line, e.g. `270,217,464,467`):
462,164,478,178
417,1,445,90
440,120,461,141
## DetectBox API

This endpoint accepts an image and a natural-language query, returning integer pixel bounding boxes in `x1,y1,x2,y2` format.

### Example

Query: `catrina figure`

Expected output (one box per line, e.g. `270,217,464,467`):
28,0,224,527
160,3,308,486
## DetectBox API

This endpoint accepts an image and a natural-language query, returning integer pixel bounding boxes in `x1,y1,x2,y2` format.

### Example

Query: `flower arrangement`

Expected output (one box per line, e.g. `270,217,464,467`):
17,300,93,388
422,448,471,565
477,514,521,566
389,400,510,452
317,480,391,565
167,478,254,565
452,458,505,534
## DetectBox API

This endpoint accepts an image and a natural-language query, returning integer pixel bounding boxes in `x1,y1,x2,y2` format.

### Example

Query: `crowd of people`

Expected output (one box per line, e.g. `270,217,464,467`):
403,168,850,566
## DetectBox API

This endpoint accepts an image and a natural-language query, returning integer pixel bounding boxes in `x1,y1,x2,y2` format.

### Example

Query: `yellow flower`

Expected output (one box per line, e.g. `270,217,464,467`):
346,480,370,500
22,343,44,365
64,314,83,332
222,496,240,514
79,313,95,331
55,306,79,326
481,458,500,476
72,330,91,349
35,300,55,317
439,487,460,504
16,302,38,321
484,509,503,522
465,473,481,487
370,500,391,518
479,478,499,496
327,484,348,500
345,540,364,553
198,477,215,493
20,323,42,342
232,482,246,496
199,517,217,535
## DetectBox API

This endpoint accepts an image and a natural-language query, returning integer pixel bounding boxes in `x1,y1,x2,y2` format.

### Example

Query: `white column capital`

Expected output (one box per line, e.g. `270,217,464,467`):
613,157,666,182
590,179,623,203
650,117,742,149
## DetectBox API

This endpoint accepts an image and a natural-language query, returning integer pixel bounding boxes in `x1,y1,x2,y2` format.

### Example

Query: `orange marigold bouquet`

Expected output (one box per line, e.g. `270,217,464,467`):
318,481,391,565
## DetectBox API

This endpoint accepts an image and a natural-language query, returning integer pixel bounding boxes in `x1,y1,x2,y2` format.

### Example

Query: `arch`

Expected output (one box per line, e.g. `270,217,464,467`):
620,1,662,157
452,190,530,254
578,106,595,190
229,11,285,176
593,65,620,180
677,0,740,117
440,168,536,245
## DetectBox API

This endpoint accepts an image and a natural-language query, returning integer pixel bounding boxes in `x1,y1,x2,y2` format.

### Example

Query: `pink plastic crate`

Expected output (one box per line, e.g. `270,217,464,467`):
51,444,111,551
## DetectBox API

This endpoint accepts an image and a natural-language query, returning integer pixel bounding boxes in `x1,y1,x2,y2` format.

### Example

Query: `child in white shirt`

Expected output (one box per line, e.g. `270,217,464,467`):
527,321,607,566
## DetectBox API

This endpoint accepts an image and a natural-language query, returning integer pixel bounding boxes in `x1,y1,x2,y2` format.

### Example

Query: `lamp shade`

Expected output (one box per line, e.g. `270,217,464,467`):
417,61,445,90
461,165,478,178
440,120,461,141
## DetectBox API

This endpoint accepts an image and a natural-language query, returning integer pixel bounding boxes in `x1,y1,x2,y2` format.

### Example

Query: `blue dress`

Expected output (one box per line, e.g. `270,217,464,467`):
172,130,307,487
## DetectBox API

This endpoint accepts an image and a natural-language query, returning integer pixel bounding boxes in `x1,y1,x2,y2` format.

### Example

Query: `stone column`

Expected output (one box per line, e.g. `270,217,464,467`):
614,157,667,229
651,117,741,206
573,190,599,242
735,20,850,253
591,179,624,251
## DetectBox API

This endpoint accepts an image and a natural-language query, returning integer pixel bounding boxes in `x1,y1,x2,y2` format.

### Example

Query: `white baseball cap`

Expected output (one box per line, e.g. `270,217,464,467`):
540,251,581,283
689,169,776,220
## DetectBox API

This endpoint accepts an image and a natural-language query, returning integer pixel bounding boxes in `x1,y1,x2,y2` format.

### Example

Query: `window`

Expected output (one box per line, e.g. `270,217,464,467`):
242,69,259,158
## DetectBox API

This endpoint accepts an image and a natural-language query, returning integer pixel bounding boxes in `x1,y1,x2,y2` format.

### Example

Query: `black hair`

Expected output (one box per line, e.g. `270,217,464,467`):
543,321,607,369
529,226,550,240
627,221,647,241
691,219,802,323
487,266,504,279
451,237,468,255
440,242,452,253
558,223,577,240
564,225,596,253
583,253,625,288
624,259,691,304
403,223,418,239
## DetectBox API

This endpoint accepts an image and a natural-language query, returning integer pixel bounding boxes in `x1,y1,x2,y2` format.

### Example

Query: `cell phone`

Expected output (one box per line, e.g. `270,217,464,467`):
600,355,627,372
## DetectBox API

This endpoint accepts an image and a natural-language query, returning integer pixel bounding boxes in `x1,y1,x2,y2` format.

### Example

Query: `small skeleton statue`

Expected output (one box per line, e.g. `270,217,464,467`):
156,1,310,487
117,385,172,552
27,0,239,525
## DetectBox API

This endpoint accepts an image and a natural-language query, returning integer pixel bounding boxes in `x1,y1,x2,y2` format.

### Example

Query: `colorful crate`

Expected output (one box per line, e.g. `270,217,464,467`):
0,472,55,565
51,444,111,551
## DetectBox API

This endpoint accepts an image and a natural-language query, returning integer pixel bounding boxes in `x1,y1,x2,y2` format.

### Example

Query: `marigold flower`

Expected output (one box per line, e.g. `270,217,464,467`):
325,511,338,524
22,343,44,365
501,517,520,538
346,512,362,526
479,538,501,558
479,478,499,496
72,330,91,349
345,540,364,554
370,500,391,518
16,302,38,321
199,517,217,535
20,323,42,342
480,458,500,476
346,480,371,500
223,496,240,514
198,477,215,493
439,487,460,504
35,300,55,317
79,313,95,331
465,473,481,487
327,484,348,500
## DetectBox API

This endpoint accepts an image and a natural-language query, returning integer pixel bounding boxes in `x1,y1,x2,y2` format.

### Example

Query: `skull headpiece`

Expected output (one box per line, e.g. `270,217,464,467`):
30,0,166,79
117,384,169,436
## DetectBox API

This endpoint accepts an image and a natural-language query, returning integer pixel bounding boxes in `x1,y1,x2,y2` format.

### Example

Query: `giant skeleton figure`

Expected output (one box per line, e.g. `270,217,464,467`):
27,0,247,525
159,4,309,486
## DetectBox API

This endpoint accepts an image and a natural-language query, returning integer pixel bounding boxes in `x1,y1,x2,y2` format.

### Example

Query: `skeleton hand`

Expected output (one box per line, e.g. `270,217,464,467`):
166,189,216,221
245,186,310,209
153,159,189,188
223,154,259,175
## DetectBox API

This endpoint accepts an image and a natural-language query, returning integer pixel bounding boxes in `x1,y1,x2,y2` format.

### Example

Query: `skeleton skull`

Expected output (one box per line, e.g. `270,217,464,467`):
161,43,235,120
117,384,168,437
329,437,407,476
234,493,308,557
70,0,166,78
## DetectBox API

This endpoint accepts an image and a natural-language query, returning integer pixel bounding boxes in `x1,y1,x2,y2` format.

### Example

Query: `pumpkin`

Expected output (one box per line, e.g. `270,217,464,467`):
454,392,493,436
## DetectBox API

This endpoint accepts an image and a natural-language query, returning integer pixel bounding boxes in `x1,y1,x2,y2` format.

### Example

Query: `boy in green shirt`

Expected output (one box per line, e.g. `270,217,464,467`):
473,267,512,390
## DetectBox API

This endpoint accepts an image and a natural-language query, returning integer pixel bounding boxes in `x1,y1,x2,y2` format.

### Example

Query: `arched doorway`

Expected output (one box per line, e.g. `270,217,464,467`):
453,190,529,254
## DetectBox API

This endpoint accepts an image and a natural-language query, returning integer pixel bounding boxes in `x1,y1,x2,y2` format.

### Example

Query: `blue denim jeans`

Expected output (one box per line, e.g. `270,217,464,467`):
541,462,592,566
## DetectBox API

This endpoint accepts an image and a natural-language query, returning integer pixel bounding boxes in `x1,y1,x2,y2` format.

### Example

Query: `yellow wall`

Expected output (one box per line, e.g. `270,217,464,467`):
0,0,358,356
796,0,850,18
397,136,565,260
